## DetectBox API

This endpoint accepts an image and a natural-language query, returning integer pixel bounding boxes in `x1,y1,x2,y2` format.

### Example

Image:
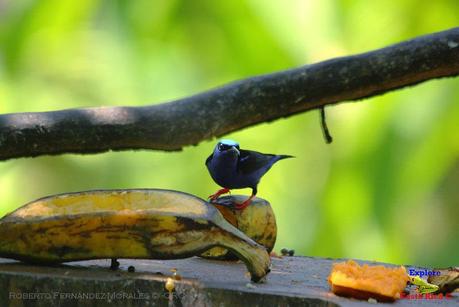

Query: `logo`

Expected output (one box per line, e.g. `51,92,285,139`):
408,268,440,278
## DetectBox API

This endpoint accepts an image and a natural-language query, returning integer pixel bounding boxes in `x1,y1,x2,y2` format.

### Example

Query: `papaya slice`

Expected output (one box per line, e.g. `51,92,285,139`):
328,260,409,301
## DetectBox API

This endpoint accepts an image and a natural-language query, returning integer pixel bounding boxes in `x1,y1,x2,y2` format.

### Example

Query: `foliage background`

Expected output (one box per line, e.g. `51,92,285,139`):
0,0,458,267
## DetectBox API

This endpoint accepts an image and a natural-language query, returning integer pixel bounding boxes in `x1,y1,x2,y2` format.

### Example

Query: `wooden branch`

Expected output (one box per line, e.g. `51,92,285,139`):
1,27,459,161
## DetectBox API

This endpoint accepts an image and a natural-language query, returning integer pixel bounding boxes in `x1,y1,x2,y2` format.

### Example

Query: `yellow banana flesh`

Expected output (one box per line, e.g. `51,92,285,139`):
0,189,270,282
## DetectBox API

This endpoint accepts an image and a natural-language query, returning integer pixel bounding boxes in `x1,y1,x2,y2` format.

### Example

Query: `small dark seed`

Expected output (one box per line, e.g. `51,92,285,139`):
280,248,295,256
128,266,135,273
110,258,120,270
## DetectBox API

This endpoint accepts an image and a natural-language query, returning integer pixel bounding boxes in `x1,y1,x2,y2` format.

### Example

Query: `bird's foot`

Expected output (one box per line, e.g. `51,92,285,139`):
208,188,230,202
234,195,255,210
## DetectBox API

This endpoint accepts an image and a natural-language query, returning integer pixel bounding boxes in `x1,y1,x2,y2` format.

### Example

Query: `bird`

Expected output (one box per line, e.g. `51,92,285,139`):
205,139,293,210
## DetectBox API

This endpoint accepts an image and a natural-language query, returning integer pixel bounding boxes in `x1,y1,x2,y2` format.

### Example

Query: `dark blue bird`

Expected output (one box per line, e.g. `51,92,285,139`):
206,139,293,210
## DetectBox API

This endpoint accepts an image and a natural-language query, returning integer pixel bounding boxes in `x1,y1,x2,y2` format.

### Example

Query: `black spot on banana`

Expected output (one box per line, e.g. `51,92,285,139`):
0,189,271,282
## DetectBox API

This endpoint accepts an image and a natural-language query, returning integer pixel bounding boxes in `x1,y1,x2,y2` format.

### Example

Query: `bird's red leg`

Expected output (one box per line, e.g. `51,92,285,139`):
234,194,255,210
208,188,230,202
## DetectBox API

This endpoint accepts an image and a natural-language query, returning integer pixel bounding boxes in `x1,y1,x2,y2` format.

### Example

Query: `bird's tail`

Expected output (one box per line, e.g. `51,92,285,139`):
276,154,294,161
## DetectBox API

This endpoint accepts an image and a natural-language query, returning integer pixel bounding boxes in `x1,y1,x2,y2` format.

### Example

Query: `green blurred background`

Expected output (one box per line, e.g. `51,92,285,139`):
0,0,458,267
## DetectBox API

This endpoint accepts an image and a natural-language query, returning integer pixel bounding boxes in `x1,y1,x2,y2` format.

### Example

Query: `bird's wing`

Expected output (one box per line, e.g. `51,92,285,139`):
238,149,275,175
205,153,213,166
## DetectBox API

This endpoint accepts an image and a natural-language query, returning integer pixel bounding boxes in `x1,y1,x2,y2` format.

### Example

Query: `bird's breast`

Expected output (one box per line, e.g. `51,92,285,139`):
207,156,244,189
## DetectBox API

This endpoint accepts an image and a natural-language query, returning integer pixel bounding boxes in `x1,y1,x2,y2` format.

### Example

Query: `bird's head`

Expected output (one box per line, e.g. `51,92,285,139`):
213,139,240,158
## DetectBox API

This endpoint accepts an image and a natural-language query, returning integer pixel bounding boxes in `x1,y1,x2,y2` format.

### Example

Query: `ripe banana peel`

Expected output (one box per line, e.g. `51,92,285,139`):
202,195,277,260
0,189,270,282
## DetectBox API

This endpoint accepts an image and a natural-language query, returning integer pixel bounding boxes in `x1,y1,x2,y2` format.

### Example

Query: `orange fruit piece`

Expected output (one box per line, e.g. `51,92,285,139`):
328,260,410,302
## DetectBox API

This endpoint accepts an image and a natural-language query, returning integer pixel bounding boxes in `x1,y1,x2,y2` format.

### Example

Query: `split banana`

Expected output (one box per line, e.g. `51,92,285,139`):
202,195,277,260
0,189,271,282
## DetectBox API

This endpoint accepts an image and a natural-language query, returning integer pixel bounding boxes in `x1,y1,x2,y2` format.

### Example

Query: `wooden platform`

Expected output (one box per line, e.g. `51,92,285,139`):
0,256,457,306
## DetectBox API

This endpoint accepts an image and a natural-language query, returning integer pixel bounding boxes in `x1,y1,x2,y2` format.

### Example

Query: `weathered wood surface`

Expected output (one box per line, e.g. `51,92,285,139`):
0,256,457,306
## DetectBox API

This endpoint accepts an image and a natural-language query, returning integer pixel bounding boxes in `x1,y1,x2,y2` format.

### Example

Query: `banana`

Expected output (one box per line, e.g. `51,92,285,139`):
202,195,277,260
0,189,270,282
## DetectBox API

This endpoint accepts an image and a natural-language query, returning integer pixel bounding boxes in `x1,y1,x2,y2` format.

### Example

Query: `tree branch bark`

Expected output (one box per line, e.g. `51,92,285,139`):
1,27,459,161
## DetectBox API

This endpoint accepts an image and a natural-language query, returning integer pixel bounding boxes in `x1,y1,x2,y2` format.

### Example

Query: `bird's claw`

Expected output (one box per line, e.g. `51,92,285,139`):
207,188,230,202
234,200,251,210
207,194,221,203
233,195,255,210
207,189,254,210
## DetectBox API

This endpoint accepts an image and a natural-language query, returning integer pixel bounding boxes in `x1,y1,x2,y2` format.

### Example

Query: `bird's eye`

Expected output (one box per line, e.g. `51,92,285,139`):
218,144,225,151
